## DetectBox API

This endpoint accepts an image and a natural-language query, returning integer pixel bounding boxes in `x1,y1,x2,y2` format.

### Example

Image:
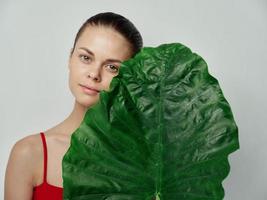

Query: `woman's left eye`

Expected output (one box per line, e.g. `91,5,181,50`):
106,64,119,73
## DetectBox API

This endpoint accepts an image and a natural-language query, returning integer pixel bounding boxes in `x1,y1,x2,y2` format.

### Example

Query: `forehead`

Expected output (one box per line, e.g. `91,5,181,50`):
75,25,132,60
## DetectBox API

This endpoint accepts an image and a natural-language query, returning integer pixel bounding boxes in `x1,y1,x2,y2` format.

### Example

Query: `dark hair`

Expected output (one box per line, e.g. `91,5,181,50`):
70,12,143,57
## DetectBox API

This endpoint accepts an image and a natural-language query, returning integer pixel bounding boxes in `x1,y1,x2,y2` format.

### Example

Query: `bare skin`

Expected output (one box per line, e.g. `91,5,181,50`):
4,25,133,199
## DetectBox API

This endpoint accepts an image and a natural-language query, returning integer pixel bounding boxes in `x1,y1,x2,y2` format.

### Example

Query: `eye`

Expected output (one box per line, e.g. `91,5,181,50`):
106,64,119,73
79,54,91,63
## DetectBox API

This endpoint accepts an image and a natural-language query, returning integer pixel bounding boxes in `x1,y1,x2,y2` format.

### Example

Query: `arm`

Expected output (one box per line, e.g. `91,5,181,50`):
4,137,35,200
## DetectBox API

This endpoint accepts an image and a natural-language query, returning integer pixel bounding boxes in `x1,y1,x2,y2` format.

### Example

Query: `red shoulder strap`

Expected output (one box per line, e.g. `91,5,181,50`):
40,132,47,183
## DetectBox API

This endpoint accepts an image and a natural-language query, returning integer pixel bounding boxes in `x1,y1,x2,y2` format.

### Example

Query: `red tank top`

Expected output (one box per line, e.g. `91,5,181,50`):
32,132,63,200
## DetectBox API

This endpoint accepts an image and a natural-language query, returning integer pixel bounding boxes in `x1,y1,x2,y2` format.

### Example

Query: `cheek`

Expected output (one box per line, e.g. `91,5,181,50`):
69,69,77,84
68,72,75,96
68,68,81,94
102,74,117,91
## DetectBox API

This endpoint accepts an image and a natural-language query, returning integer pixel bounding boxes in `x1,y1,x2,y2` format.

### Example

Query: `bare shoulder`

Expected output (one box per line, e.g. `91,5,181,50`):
10,133,42,160
6,133,43,176
4,133,43,199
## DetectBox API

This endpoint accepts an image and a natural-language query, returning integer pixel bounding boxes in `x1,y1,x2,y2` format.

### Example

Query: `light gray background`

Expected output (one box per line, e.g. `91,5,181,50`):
1,0,266,199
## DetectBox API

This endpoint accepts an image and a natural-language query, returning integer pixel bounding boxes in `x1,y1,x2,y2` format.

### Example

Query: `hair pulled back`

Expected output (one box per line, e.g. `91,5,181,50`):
71,12,143,57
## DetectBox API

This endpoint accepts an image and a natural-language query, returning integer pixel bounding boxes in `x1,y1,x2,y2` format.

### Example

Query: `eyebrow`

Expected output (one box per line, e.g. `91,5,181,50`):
78,47,123,63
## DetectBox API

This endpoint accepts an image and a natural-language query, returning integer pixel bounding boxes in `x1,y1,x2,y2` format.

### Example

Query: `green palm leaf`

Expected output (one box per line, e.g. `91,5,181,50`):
62,43,239,200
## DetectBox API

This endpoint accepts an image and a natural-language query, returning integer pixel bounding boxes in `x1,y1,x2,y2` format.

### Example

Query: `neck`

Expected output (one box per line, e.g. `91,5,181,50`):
62,100,89,136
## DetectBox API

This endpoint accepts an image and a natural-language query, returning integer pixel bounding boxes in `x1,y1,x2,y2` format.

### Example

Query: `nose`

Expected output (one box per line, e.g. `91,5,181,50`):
87,72,100,81
87,65,101,82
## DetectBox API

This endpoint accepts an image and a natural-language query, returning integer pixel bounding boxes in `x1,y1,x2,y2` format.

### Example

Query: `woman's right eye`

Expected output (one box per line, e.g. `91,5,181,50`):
79,55,91,63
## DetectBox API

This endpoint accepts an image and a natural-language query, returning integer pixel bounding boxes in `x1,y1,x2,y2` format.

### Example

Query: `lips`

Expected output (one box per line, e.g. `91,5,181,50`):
79,84,100,92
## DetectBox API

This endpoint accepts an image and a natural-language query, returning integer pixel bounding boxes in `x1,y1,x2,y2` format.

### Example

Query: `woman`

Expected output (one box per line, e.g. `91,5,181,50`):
4,12,143,200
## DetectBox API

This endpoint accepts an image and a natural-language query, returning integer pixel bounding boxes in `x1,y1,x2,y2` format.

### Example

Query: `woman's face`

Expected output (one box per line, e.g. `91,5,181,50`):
68,25,133,108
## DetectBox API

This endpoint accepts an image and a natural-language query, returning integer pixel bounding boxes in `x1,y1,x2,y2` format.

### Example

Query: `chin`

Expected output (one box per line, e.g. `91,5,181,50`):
76,95,100,108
